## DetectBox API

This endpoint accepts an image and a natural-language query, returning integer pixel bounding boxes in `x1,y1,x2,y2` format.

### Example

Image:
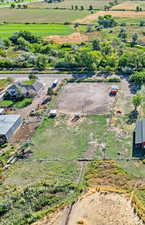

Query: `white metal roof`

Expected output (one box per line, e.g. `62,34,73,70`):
0,108,4,114
0,115,21,135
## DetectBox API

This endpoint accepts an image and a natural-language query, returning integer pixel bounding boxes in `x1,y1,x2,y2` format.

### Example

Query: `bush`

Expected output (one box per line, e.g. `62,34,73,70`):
15,98,32,109
0,100,13,107
107,76,121,82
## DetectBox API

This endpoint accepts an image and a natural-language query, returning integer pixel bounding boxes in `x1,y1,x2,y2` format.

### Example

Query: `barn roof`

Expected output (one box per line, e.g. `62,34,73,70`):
135,119,145,144
0,115,21,136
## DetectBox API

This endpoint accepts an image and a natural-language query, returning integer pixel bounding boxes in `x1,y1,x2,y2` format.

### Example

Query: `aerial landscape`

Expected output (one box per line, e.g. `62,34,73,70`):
0,0,145,224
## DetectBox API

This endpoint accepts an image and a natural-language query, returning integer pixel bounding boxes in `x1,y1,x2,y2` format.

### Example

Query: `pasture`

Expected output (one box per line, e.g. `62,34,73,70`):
0,8,88,23
0,24,74,39
112,1,145,11
29,0,125,10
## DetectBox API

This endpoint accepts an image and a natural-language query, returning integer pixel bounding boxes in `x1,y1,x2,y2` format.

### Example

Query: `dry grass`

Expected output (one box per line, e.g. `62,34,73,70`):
76,10,145,24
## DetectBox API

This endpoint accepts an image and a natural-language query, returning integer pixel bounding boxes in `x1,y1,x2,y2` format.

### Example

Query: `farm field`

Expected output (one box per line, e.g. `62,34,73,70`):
0,8,88,23
112,1,145,10
0,24,74,39
29,0,125,10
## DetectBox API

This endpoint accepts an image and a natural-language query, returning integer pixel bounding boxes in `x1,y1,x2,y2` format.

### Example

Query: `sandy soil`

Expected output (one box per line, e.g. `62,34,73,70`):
35,191,143,225
56,83,117,114
112,1,138,10
76,10,145,24
44,32,88,43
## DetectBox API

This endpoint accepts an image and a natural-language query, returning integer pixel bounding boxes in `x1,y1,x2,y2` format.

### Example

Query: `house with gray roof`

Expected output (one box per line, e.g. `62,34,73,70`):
5,80,43,100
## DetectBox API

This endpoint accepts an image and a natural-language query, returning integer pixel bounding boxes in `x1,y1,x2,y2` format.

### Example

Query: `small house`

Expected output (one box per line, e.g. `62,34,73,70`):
5,80,43,100
135,119,145,149
0,115,22,145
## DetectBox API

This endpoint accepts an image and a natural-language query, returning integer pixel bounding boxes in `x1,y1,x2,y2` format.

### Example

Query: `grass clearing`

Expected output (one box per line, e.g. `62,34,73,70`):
0,24,74,39
0,8,88,23
0,78,11,90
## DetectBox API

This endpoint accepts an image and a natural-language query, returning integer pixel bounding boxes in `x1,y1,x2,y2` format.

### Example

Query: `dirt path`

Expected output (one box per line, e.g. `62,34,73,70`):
75,11,145,24
35,190,143,225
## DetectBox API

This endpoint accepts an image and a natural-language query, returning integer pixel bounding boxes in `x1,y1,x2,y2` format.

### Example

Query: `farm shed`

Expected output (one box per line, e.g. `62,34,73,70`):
0,108,5,115
135,119,145,149
0,115,22,144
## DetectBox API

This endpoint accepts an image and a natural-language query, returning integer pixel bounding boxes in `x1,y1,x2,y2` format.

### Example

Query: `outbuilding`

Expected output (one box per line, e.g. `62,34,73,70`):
135,119,145,149
0,115,22,145
0,108,5,115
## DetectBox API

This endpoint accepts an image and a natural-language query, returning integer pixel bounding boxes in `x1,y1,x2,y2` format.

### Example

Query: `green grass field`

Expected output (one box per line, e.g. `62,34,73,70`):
0,24,74,39
0,8,88,23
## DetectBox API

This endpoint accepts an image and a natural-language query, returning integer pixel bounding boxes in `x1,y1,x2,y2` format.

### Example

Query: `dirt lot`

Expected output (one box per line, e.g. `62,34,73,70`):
76,10,145,24
44,32,88,43
57,83,117,115
36,190,143,225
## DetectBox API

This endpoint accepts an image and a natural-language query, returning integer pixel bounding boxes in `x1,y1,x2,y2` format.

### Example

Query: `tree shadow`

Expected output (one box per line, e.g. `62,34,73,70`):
127,110,138,124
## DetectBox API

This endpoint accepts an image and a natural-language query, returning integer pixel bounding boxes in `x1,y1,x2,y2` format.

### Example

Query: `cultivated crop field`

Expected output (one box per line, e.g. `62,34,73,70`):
0,8,88,23
0,24,74,39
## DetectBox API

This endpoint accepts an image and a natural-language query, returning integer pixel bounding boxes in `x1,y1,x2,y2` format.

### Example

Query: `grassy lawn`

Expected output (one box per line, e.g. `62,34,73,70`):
0,8,88,23
0,24,74,39
0,98,32,108
0,78,11,90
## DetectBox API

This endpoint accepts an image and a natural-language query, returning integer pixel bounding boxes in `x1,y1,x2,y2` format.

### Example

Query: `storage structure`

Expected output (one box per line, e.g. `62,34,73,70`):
0,115,22,144
135,119,145,149
0,108,5,115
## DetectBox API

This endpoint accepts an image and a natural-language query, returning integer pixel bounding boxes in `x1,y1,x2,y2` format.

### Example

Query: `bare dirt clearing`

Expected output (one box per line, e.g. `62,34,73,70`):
37,191,143,225
43,32,88,43
56,83,116,114
76,10,145,24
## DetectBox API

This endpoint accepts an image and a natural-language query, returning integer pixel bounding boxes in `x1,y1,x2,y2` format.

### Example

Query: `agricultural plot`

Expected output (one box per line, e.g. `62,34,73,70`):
0,24,74,39
30,0,125,10
112,1,145,11
0,8,88,23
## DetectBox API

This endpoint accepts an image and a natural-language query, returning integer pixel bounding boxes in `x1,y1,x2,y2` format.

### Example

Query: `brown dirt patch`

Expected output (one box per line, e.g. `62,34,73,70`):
56,83,117,115
112,1,138,10
43,32,88,43
76,10,145,24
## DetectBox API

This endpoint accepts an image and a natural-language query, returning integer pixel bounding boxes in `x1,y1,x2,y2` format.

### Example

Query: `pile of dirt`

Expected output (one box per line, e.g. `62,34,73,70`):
43,32,88,43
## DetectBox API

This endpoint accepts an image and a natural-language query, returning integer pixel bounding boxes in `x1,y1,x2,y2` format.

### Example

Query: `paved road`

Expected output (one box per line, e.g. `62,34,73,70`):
0,73,72,79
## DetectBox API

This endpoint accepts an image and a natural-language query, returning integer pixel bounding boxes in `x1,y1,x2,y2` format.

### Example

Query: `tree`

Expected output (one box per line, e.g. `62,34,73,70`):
133,93,143,111
80,5,84,10
47,87,54,95
136,6,140,12
92,39,100,50
36,55,47,70
118,28,127,42
98,14,117,28
74,5,78,10
89,5,93,10
10,3,15,8
130,71,145,85
28,74,38,80
131,33,138,46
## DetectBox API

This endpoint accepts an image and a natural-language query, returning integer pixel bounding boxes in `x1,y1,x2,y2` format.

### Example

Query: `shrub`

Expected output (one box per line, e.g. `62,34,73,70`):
0,100,13,108
15,98,32,109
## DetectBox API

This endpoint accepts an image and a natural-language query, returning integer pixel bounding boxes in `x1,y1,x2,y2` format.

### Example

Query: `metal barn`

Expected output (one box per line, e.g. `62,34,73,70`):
0,115,22,142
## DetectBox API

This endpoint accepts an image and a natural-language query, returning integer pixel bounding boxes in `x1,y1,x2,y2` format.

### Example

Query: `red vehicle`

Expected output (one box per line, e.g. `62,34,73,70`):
110,85,119,96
